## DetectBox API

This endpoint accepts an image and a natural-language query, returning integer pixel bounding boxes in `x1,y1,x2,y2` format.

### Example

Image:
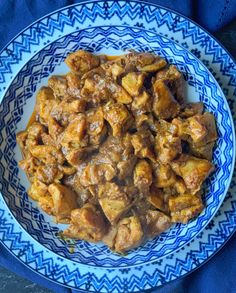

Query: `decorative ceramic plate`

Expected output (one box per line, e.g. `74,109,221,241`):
0,1,235,292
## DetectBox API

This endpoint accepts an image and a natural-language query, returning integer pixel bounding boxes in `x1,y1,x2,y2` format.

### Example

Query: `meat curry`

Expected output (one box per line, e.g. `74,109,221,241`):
17,50,217,253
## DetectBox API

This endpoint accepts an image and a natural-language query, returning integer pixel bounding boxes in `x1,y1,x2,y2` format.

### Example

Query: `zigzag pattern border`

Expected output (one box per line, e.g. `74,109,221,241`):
0,26,233,268
0,1,235,291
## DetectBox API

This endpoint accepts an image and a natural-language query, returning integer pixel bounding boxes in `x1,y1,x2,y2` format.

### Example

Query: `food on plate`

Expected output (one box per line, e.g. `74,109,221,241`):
17,50,217,254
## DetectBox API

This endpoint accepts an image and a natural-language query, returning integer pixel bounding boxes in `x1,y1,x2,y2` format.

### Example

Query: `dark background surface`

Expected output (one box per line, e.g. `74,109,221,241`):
0,5,236,293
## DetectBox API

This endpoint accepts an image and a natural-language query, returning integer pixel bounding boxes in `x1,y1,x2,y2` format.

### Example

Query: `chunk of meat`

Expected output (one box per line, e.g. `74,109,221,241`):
65,50,100,74
80,163,116,186
48,75,68,98
103,102,133,136
131,129,155,161
168,194,204,223
133,160,152,194
152,163,176,188
112,83,133,104
66,72,81,97
48,183,78,223
152,80,180,119
117,155,137,180
103,216,143,253
18,155,40,180
60,115,87,148
50,98,86,127
28,179,48,201
124,52,167,72
81,69,112,106
98,183,133,224
155,133,182,164
173,112,217,146
189,141,215,160
171,154,214,194
156,65,184,104
180,102,203,118
63,204,107,242
48,117,64,141
65,146,98,166
17,122,46,154
121,72,145,96
36,87,57,125
86,107,107,145
147,186,166,212
36,164,63,184
101,60,124,80
30,145,65,165
63,174,95,206
145,210,171,238
39,194,54,215
131,91,152,114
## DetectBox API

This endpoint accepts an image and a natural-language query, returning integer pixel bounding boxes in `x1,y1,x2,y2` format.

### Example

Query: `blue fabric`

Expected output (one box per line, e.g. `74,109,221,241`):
0,1,236,292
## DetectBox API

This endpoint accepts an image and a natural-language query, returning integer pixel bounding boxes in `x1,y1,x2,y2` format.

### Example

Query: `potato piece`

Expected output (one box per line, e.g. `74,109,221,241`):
30,145,65,165
65,50,100,74
103,102,133,136
28,179,48,201
48,183,78,223
122,72,145,96
60,115,87,148
134,160,152,193
180,102,203,118
168,194,204,223
98,183,132,224
131,91,152,114
48,75,68,98
152,80,180,119
63,204,107,242
156,65,184,104
153,163,176,188
86,107,107,145
145,210,171,238
171,154,214,194
131,129,155,161
112,216,143,253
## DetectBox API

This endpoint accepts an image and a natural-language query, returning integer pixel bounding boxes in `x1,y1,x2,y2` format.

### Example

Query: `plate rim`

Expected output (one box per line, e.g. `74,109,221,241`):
0,24,235,267
0,0,236,291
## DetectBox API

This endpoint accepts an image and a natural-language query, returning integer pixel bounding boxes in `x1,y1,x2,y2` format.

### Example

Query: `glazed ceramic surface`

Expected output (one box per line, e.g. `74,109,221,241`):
0,1,235,292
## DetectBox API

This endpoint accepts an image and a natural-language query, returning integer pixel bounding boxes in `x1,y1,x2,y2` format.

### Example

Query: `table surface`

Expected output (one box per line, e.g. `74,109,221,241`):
0,17,236,293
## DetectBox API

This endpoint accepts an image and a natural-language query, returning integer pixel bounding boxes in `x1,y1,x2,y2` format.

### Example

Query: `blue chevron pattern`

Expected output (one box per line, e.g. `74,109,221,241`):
0,26,233,267
0,1,235,292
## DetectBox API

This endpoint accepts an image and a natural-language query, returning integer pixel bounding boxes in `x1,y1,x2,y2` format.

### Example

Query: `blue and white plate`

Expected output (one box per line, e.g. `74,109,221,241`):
0,1,235,292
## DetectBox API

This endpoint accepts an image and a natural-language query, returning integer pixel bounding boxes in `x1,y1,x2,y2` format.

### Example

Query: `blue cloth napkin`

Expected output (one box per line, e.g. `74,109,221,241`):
0,1,236,292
